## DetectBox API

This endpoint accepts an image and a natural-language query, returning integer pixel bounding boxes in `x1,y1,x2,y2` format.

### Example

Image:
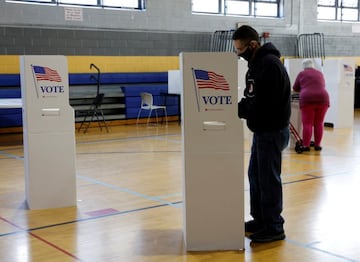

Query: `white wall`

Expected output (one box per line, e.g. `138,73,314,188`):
0,0,296,34
1,0,360,56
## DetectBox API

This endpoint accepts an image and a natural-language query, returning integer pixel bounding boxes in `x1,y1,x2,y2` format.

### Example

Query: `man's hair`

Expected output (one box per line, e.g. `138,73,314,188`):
232,25,260,43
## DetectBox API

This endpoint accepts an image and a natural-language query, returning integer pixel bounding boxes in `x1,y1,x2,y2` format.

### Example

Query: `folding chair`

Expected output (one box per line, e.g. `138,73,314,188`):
136,92,167,125
77,93,109,133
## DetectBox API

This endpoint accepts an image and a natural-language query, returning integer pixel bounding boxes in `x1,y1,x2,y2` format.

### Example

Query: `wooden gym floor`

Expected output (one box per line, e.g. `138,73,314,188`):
1,112,360,262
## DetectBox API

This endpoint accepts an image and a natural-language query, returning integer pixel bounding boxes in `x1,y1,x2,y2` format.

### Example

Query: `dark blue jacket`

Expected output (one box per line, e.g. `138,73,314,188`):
238,42,291,132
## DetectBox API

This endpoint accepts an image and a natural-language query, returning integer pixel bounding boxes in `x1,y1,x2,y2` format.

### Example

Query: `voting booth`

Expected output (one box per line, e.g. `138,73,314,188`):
181,52,244,251
20,55,77,210
237,59,250,140
237,59,248,98
284,58,355,129
168,70,182,95
323,58,355,128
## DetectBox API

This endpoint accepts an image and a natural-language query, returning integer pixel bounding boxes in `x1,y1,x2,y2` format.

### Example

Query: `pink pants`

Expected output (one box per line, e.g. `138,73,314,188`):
300,104,328,147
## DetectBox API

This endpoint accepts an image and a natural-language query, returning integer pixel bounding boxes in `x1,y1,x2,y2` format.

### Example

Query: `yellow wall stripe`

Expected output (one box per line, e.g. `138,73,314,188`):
0,55,180,74
0,55,20,74
1,55,358,74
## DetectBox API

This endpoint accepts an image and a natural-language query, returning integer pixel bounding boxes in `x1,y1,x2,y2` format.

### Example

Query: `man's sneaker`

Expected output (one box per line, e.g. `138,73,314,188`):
249,228,286,243
245,220,263,233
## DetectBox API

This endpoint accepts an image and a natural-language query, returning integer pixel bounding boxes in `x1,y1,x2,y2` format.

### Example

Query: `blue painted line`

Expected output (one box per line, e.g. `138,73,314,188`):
0,150,23,160
76,133,180,145
0,208,122,237
78,175,180,208
152,135,181,143
0,230,24,237
170,202,183,208
283,170,322,177
78,150,180,155
286,239,358,262
0,201,182,238
156,192,182,199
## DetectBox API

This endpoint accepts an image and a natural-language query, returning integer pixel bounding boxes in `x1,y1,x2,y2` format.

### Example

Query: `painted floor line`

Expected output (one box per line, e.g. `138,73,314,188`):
0,150,23,160
0,216,84,261
286,239,357,262
0,202,177,238
78,175,180,208
77,150,180,155
76,133,180,145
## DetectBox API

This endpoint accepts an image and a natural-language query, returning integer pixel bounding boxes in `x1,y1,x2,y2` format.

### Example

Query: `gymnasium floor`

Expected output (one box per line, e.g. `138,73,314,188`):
0,112,360,262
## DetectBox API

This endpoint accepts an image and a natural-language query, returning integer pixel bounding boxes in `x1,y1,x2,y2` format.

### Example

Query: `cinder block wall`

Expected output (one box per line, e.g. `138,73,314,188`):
1,0,360,58
0,27,211,56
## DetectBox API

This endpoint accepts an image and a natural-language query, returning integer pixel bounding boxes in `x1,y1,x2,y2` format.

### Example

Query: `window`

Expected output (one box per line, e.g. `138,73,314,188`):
60,0,97,5
318,0,360,21
7,0,146,10
192,0,282,18
103,0,140,9
192,0,221,13
225,0,250,16
16,0,53,2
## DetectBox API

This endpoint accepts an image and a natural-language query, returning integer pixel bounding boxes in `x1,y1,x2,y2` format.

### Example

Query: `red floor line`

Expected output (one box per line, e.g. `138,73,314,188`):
0,216,84,261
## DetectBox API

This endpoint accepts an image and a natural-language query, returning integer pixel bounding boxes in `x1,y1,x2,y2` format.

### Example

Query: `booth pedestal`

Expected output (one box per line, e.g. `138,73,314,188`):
24,133,76,208
181,52,244,251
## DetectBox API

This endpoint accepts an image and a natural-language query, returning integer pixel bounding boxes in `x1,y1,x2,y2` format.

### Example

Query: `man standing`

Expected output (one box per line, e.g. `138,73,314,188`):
233,25,291,242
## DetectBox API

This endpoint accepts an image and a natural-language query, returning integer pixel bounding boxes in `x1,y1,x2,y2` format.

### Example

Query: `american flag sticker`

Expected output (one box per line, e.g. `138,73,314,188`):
343,64,353,73
32,65,62,82
192,68,232,112
193,69,230,91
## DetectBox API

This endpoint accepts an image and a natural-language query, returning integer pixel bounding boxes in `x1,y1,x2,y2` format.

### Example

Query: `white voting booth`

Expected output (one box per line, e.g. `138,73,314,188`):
20,55,77,210
237,59,250,140
168,69,182,94
237,59,248,98
181,52,244,251
323,58,355,128
284,58,323,85
284,58,355,129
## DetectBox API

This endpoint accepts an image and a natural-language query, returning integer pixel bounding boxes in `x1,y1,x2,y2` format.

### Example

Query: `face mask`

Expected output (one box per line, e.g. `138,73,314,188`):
239,46,254,61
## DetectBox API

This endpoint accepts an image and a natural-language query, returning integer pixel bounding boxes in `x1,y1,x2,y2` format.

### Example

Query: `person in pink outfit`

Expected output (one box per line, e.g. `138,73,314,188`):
293,59,330,151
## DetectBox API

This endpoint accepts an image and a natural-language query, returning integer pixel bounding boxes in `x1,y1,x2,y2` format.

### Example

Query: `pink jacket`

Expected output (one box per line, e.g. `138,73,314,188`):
293,68,330,108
